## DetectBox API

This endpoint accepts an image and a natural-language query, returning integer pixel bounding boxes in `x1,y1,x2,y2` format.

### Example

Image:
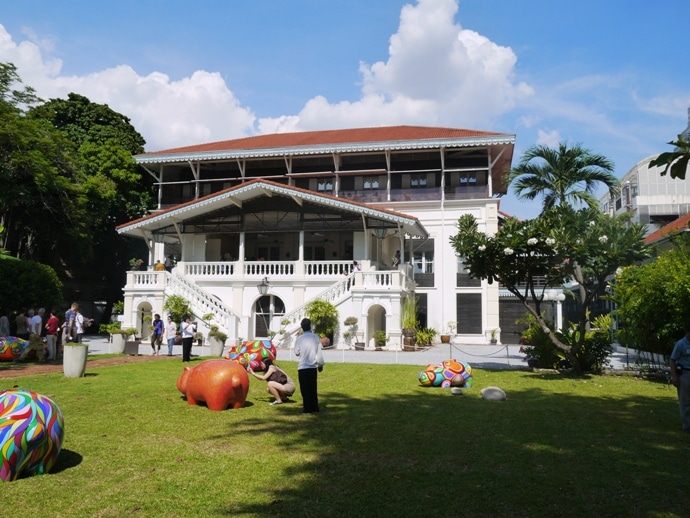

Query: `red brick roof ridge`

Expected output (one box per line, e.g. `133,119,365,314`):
140,125,511,156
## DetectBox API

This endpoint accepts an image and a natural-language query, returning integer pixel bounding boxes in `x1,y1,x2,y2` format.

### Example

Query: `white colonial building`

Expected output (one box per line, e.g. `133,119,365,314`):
116,126,516,349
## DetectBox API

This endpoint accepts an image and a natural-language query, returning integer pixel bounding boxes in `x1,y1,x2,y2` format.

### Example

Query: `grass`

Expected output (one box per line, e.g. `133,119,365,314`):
1,359,688,517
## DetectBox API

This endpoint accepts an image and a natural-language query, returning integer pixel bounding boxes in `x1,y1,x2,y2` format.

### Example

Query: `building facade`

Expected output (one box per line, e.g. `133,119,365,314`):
117,126,515,349
600,107,690,235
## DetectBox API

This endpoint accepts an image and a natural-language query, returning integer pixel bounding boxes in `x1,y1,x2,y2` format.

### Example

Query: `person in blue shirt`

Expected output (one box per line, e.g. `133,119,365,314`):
670,323,690,434
151,314,164,355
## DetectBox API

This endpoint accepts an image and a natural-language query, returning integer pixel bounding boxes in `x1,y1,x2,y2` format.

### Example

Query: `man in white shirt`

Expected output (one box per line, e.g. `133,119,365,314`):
294,318,325,414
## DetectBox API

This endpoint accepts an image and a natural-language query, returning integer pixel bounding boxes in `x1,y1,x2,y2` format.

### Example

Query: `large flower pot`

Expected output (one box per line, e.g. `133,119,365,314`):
208,337,225,357
111,334,126,354
63,344,89,378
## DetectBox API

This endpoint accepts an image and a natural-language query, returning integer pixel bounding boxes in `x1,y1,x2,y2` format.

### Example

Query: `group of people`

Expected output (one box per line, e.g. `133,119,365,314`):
146,313,197,361
2,302,92,363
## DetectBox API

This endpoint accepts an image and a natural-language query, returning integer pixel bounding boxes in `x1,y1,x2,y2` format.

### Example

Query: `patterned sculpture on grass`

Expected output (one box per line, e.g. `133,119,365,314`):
224,340,276,372
177,359,250,411
0,337,29,362
0,389,64,482
418,359,473,388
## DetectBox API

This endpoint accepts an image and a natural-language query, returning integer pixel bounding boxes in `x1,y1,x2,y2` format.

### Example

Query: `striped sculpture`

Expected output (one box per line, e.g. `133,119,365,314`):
0,389,64,482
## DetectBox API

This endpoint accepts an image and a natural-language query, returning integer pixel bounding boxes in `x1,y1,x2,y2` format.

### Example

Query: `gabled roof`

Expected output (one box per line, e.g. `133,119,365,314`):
117,179,429,241
644,212,690,244
136,125,515,164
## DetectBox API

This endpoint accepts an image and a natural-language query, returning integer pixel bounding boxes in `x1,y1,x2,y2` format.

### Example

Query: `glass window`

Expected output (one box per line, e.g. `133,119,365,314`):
363,177,380,190
410,174,427,187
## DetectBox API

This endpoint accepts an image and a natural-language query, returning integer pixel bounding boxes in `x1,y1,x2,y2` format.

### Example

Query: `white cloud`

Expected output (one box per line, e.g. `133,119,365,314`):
536,130,561,148
259,0,533,132
0,0,534,150
0,25,255,151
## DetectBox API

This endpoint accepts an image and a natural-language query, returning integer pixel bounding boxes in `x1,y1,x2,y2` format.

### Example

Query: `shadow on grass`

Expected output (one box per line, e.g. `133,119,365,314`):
52,449,83,473
209,373,688,517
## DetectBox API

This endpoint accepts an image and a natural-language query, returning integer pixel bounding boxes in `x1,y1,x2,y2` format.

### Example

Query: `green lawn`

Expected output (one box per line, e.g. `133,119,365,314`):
1,360,688,517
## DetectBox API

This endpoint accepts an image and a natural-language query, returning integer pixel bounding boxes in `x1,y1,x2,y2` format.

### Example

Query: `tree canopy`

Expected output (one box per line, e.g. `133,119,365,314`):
450,205,650,371
0,62,154,312
614,236,690,358
508,142,619,210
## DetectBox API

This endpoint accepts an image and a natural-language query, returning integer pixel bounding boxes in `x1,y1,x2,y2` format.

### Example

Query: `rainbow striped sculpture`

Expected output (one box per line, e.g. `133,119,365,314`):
0,389,64,482
418,359,473,388
224,340,276,371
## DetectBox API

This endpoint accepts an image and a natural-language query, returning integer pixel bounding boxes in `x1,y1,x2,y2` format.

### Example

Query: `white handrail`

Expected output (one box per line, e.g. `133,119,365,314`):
164,272,240,337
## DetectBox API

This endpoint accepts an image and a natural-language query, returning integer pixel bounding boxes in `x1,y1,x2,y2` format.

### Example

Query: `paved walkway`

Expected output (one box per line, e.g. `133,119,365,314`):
82,335,636,370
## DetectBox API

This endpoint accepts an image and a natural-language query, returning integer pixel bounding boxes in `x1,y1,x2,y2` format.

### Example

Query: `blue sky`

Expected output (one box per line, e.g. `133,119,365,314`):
1,0,688,219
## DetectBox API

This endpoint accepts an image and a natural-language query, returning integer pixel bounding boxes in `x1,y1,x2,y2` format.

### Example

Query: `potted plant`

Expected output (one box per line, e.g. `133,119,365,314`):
490,328,500,344
129,257,144,270
373,330,388,350
401,296,418,349
109,326,137,354
208,325,228,357
305,299,339,346
116,327,140,355
344,316,358,348
440,321,456,344
415,327,437,347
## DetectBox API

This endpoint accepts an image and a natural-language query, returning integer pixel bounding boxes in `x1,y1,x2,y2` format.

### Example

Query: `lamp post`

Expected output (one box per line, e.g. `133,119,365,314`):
543,289,566,330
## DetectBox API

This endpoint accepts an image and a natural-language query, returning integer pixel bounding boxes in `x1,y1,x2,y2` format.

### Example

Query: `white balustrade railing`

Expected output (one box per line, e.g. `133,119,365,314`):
163,272,240,337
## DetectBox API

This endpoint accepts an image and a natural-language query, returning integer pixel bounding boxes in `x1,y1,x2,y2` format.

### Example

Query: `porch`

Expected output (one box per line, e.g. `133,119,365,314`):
122,259,414,350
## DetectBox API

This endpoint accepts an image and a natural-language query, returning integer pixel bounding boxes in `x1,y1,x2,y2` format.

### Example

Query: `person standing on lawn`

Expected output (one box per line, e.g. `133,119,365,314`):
670,323,690,434
151,314,164,355
293,318,324,414
164,315,177,356
44,309,60,361
180,315,196,362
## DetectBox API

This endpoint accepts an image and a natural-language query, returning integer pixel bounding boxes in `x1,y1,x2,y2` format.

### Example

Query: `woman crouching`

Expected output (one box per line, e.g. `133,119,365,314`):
248,358,296,405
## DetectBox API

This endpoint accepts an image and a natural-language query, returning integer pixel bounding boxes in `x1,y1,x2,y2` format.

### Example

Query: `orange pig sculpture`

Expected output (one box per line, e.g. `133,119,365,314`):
176,359,250,411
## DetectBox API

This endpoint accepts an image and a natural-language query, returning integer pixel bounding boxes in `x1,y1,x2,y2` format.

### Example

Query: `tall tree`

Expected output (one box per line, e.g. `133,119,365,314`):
450,206,650,372
28,92,154,305
0,63,84,259
508,143,619,210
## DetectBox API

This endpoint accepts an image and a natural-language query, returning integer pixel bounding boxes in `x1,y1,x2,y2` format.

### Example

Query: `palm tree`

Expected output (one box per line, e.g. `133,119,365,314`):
508,143,619,210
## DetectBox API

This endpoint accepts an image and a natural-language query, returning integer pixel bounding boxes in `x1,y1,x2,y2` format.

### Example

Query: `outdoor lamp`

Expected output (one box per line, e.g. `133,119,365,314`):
257,277,270,296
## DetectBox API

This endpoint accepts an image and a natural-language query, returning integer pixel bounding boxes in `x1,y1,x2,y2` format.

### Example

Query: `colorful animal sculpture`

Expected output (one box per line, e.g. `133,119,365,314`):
0,389,64,482
418,359,473,388
0,337,29,362
224,339,276,371
176,359,250,411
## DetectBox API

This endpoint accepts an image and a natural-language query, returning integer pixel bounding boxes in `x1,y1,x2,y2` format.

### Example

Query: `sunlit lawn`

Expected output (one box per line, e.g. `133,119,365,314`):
1,359,688,517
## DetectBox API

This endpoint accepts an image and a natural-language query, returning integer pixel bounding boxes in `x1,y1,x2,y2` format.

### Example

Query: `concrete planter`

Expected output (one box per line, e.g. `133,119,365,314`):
63,344,89,378
208,337,226,357
111,334,126,354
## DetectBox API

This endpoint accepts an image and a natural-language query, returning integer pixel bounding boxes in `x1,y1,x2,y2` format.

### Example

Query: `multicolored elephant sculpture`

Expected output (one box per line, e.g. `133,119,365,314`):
0,337,29,362
177,359,250,411
418,359,473,388
224,339,276,371
1,389,64,482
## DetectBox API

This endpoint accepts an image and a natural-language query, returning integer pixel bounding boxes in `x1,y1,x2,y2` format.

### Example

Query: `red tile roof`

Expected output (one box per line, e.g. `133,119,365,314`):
142,125,509,156
644,212,690,244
